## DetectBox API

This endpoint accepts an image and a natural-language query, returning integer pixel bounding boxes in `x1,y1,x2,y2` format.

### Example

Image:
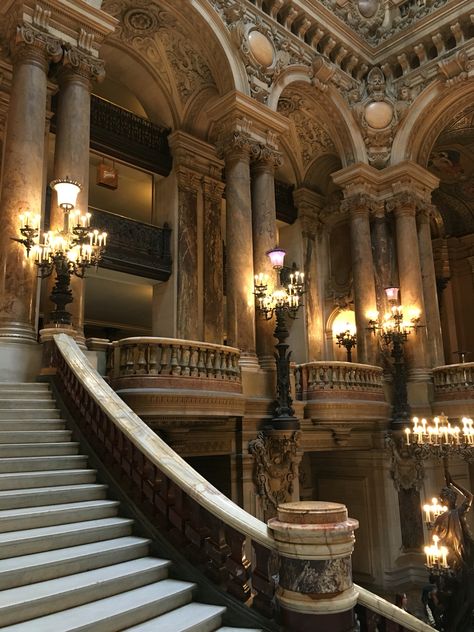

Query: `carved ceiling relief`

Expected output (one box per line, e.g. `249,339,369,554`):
102,0,216,107
347,66,412,168
427,105,474,237
277,93,336,172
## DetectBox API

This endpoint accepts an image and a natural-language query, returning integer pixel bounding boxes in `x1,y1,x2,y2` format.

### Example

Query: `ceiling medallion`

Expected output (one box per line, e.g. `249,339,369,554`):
123,8,157,34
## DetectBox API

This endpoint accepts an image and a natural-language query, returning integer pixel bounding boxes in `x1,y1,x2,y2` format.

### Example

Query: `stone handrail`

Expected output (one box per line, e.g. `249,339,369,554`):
52,334,434,631
108,336,241,385
433,362,474,392
296,361,384,397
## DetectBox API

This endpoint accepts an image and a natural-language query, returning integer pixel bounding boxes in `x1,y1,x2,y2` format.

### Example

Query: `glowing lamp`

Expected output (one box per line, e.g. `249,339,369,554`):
385,287,400,302
50,177,82,211
266,246,286,269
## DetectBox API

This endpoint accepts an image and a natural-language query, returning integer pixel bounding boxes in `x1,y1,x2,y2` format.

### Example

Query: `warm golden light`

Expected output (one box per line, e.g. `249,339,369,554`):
405,414,474,446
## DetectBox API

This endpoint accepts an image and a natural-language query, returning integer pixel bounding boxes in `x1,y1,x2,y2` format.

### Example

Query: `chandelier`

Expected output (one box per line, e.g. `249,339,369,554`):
13,177,107,326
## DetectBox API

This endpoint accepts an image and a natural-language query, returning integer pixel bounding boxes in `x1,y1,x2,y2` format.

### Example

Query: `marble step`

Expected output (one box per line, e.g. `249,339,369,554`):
0,455,88,473
0,500,119,532
217,629,263,631
0,409,61,420
0,442,80,457
0,579,196,631
0,421,66,431
0,483,108,510
0,384,50,392
0,469,97,491
0,557,171,626
123,602,226,632
0,430,71,444
0,517,134,559
0,399,58,410
0,391,53,400
0,536,151,590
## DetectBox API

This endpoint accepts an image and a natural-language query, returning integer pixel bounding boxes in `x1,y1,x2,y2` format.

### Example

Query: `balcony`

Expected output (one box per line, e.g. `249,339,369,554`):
433,362,474,416
295,361,390,449
90,208,172,281
107,338,245,435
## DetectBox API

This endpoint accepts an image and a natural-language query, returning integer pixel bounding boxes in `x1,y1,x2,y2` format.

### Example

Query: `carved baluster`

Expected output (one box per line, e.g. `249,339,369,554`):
184,495,209,565
197,348,206,377
252,541,277,618
221,351,229,379
231,354,239,380
206,350,215,377
224,525,251,602
159,343,169,374
189,347,199,377
148,344,158,375
181,345,191,376
136,344,147,374
214,350,222,379
203,510,231,586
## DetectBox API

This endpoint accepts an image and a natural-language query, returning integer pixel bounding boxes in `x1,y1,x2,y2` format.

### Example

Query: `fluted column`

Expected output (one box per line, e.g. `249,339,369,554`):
0,25,62,341
48,48,105,342
342,194,378,365
387,193,429,372
203,176,225,344
222,132,257,367
294,189,326,361
176,166,201,340
251,147,281,369
417,205,444,367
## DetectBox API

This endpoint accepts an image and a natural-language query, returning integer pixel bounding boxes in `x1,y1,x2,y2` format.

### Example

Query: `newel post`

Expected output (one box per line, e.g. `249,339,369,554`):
268,501,359,632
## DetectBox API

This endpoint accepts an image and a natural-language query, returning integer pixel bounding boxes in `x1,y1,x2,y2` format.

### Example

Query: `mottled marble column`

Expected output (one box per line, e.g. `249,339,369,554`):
342,195,378,365
388,193,429,371
294,189,326,361
0,27,61,341
203,176,225,344
176,167,201,341
371,203,394,316
48,49,104,342
223,133,257,367
251,148,281,369
269,501,359,631
417,205,444,367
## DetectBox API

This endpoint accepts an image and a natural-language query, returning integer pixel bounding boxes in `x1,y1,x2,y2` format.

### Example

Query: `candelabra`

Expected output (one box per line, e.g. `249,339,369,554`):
254,247,304,429
333,321,357,362
367,286,421,426
404,414,474,462
13,177,107,326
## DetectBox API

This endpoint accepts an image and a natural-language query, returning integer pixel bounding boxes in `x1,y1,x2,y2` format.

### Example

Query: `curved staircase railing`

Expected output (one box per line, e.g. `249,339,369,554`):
50,333,434,632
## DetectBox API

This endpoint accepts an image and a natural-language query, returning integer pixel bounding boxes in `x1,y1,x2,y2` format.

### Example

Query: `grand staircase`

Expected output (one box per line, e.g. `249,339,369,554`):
0,382,261,632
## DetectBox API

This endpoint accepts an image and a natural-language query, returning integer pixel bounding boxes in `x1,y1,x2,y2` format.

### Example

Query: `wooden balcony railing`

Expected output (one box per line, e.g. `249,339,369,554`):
296,361,385,399
433,363,474,394
51,334,434,632
108,337,241,392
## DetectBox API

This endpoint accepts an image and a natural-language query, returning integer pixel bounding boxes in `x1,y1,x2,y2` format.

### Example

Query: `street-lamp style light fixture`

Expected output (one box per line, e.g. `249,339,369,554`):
367,286,421,425
13,177,107,326
333,320,357,362
254,246,305,429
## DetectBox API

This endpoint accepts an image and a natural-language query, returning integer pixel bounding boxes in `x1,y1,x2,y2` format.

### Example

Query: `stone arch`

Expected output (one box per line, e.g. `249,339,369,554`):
269,70,367,168
100,0,248,133
391,79,474,167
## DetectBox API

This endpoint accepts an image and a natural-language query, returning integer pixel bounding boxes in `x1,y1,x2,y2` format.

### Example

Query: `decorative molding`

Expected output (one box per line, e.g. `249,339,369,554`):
61,45,105,82
249,429,301,517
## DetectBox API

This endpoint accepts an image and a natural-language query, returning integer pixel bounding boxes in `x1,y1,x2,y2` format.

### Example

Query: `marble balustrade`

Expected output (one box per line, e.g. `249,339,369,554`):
108,336,241,384
296,361,385,398
433,362,474,393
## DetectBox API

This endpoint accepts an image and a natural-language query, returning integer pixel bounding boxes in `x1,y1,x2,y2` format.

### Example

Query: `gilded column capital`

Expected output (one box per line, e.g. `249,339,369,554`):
202,176,225,204
58,46,105,87
217,130,257,163
11,24,62,71
340,193,376,218
385,191,420,217
176,165,201,193
251,144,283,173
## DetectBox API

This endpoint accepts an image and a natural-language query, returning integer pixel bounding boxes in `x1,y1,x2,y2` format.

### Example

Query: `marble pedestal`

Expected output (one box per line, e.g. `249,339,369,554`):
0,340,42,382
269,501,359,632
